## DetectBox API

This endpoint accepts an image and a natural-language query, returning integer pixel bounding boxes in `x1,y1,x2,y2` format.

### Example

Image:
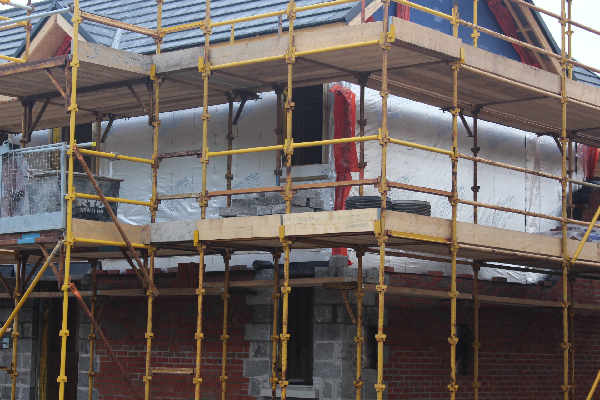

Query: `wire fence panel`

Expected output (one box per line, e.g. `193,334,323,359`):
0,143,66,234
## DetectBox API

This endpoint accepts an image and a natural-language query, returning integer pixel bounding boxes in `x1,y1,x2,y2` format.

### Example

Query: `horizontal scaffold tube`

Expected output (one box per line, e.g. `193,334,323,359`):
208,144,283,158
0,241,62,339
74,192,152,207
0,7,68,27
458,153,561,180
0,54,25,63
389,137,453,156
292,135,378,149
157,179,378,201
78,148,154,164
80,11,158,38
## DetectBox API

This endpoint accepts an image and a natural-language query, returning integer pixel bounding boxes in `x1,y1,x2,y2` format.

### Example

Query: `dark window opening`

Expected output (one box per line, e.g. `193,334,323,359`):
456,324,473,376
62,123,93,172
292,85,323,166
40,298,79,400
366,326,377,370
286,287,314,385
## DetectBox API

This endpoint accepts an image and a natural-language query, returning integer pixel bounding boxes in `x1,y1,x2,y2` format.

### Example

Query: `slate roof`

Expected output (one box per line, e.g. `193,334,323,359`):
0,0,360,57
1,0,598,86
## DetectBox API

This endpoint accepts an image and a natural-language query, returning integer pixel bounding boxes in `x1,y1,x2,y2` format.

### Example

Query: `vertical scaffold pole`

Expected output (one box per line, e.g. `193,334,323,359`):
144,2,162,397
448,53,462,400
471,0,479,47
24,0,31,60
471,109,480,400
569,276,575,400
88,260,98,400
567,0,573,79
58,0,81,396
226,95,234,207
560,0,570,398
270,251,281,400
354,249,365,400
274,87,284,187
10,254,21,400
375,2,391,399
278,226,292,400
358,74,368,196
283,0,296,214
199,0,212,219
193,235,207,400
220,250,231,400
279,2,296,398
143,0,163,400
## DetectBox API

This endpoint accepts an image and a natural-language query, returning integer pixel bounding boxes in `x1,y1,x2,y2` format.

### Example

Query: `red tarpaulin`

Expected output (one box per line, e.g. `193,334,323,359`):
583,145,599,180
330,85,359,257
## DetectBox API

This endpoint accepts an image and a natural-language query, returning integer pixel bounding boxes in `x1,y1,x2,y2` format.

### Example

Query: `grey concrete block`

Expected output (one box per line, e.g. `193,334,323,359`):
320,380,332,399
328,255,348,277
244,324,271,341
314,361,341,378
314,342,334,360
336,305,354,324
249,377,262,396
314,305,333,324
244,359,270,377
314,289,342,305
79,323,91,340
219,205,258,217
314,324,339,341
251,305,273,324
250,342,270,359
246,290,273,305
253,268,274,280
365,268,379,284
314,266,329,278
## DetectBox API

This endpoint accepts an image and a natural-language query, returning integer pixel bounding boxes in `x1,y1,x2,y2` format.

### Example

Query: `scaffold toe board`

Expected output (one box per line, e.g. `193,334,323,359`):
149,209,600,271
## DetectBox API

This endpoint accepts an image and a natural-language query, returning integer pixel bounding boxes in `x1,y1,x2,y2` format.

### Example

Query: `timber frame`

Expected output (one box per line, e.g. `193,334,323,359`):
1,0,600,399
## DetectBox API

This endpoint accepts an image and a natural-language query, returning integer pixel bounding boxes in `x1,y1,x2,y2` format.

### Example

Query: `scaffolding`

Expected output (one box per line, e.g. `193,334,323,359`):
1,0,600,399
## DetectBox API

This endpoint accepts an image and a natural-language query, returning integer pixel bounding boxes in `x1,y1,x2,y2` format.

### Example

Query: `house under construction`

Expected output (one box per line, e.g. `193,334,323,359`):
2,0,600,399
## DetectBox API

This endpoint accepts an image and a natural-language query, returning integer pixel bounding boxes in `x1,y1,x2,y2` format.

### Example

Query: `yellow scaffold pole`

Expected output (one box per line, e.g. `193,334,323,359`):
199,0,212,220
560,0,571,398
279,1,296,399
271,251,281,400
58,0,81,395
88,260,98,400
144,0,163,396
193,233,207,400
448,41,463,400
354,248,365,400
283,0,296,214
471,107,481,400
375,2,391,399
220,250,231,400
278,226,292,400
10,254,21,400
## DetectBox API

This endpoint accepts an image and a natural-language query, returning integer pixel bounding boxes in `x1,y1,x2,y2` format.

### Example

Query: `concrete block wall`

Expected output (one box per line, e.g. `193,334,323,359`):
0,302,35,400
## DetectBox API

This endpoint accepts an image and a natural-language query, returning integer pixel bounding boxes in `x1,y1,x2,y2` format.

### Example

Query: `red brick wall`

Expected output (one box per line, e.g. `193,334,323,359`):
93,271,252,400
384,272,600,399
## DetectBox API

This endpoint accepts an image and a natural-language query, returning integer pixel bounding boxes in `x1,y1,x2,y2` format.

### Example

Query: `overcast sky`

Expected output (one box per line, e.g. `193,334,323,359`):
1,0,599,69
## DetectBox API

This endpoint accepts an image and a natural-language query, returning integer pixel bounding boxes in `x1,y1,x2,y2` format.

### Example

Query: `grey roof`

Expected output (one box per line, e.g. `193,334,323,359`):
0,0,360,57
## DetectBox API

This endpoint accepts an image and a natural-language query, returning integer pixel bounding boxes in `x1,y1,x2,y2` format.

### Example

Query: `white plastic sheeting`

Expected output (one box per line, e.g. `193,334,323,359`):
17,83,584,282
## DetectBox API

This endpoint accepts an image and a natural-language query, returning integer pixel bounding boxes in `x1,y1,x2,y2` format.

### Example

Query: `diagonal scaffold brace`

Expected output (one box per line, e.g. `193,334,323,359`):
36,245,143,400
0,241,63,339
72,145,158,296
